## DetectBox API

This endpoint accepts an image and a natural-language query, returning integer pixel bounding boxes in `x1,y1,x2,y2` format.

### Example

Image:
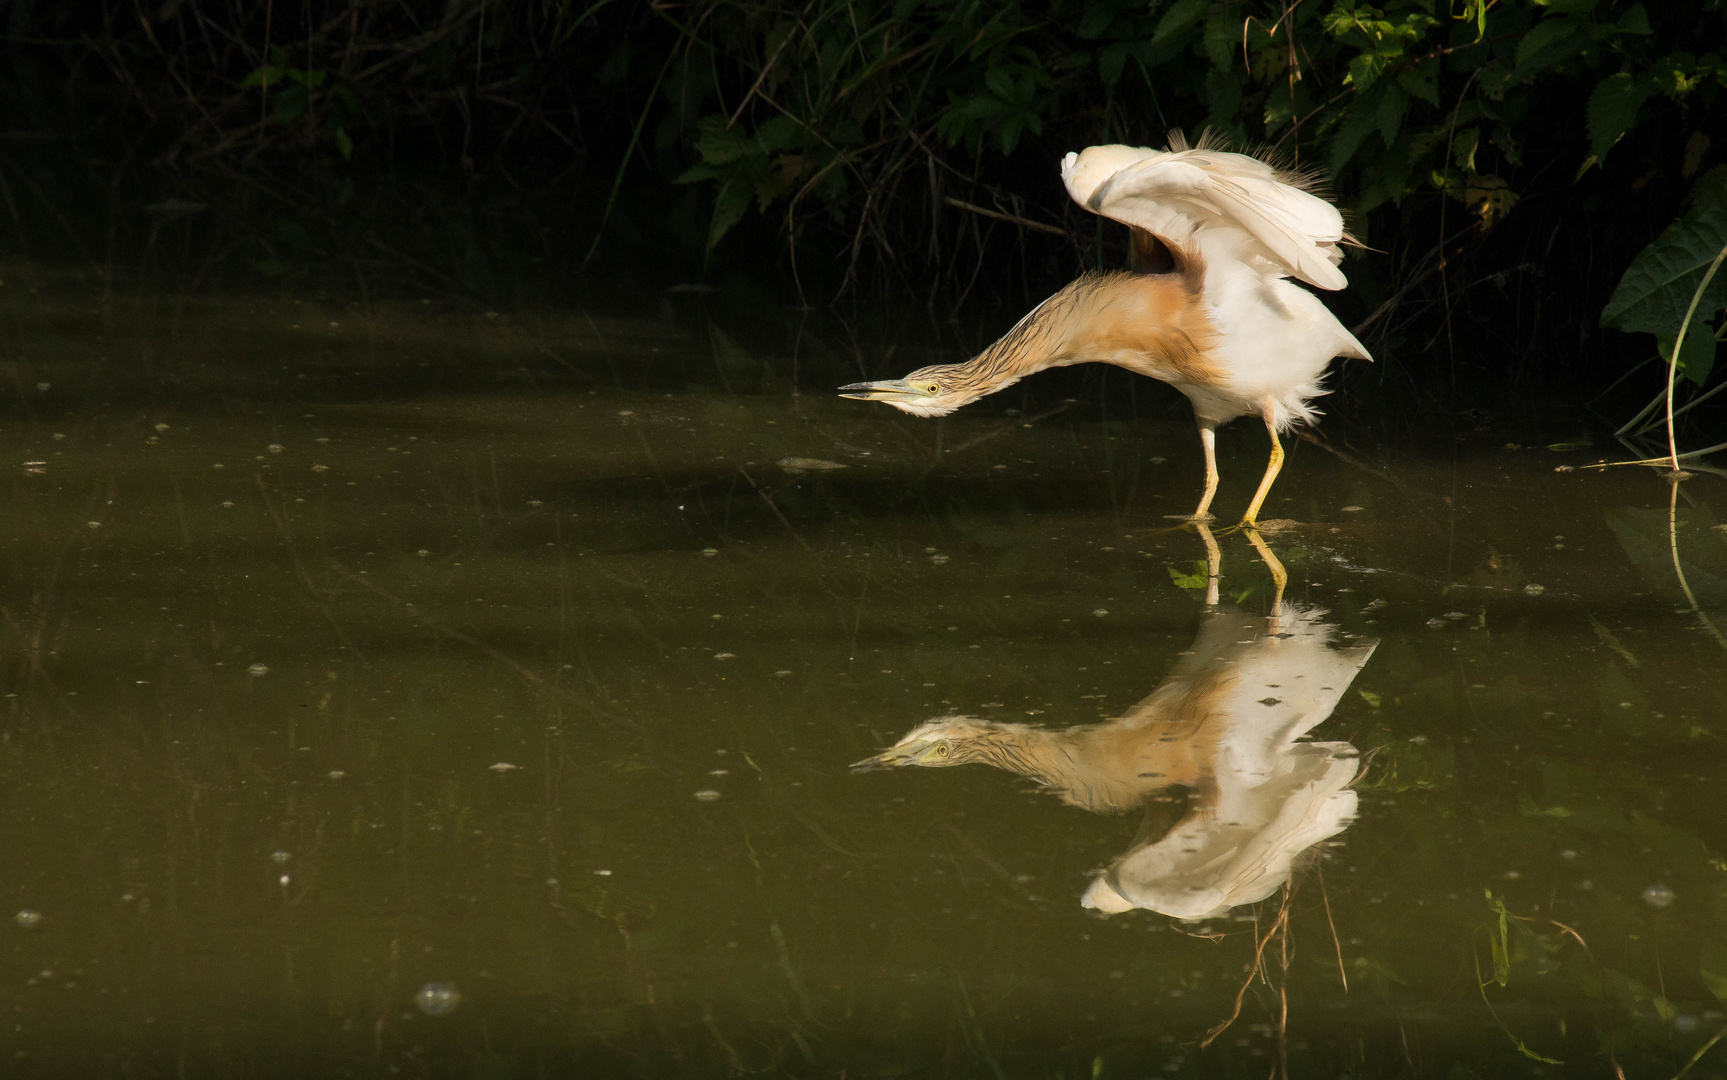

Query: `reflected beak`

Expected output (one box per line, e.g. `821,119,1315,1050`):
838,380,932,404
849,741,933,772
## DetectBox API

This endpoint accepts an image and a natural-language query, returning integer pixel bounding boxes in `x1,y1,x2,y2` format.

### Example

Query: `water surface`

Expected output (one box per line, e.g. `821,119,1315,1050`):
2,275,1725,1077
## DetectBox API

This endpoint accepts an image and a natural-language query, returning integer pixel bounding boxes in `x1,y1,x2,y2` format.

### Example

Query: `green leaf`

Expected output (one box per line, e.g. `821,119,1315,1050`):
1601,177,1727,333
1511,17,1588,80
693,116,747,167
1586,72,1650,164
1397,59,1440,106
707,180,750,252
1099,41,1130,85
1150,0,1205,48
1329,97,1382,176
1702,943,1727,1005
1616,3,1653,34
1454,127,1480,172
1656,328,1717,386
1167,560,1210,591
333,127,352,160
1376,85,1408,145
1203,8,1238,69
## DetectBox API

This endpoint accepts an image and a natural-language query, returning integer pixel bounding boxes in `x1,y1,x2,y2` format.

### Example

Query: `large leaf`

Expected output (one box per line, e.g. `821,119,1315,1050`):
1601,173,1727,334
706,180,750,251
1586,72,1650,164
1510,17,1588,82
1655,328,1717,386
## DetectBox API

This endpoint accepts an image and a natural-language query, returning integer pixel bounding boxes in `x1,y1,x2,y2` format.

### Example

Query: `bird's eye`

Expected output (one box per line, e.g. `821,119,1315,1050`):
935,744,949,757
922,382,939,394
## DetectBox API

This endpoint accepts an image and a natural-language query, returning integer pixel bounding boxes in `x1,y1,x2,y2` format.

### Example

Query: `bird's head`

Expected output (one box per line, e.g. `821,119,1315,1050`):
838,365,978,417
849,716,1004,771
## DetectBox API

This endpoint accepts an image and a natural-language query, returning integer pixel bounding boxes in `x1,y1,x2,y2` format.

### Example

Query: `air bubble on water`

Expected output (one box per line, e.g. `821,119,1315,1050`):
271,851,291,864
713,652,736,660
489,762,519,773
267,444,284,454
527,500,542,507
694,790,721,801
1559,849,1578,861
278,875,290,887
1093,609,1109,617
924,547,938,554
248,664,269,676
52,433,65,441
86,521,100,529
929,554,950,565
417,549,430,557
1643,884,1675,909
1426,617,1446,629
415,982,462,1016
154,423,169,432
221,500,235,508
14,910,40,929
702,548,718,557
328,770,346,780
1524,584,1545,595
593,869,612,876
775,670,793,677
35,383,49,392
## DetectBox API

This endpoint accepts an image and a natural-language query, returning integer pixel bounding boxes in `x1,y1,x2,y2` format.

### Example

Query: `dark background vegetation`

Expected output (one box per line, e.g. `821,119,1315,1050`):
2,0,1724,423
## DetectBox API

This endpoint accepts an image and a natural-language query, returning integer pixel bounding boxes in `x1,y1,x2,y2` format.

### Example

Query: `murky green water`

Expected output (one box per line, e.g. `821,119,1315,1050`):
3,273,1726,1077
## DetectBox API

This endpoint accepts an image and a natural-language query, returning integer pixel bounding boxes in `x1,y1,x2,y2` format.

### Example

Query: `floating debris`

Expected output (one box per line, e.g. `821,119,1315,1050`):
702,548,718,557
778,457,848,472
928,554,950,565
271,851,291,864
415,982,462,1016
1642,883,1675,909
1524,583,1546,595
14,910,40,929
247,664,269,676
328,770,346,780
267,444,284,454
1341,505,1364,512
713,652,736,660
489,762,520,773
1426,617,1446,629
1092,609,1109,617
694,790,722,801
774,670,793,677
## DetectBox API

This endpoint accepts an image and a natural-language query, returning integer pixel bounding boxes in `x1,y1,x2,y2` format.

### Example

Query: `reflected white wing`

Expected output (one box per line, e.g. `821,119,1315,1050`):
1061,144,1349,292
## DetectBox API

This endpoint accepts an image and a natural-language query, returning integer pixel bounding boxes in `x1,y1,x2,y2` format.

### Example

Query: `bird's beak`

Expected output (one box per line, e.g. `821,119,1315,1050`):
837,380,933,404
849,740,934,772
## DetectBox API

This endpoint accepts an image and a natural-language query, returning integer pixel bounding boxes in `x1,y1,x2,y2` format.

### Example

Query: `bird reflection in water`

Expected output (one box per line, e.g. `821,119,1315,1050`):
852,526,1375,923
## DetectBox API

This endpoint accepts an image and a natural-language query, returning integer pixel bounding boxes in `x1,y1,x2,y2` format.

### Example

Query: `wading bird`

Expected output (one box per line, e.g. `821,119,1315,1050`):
840,132,1370,526
851,554,1374,920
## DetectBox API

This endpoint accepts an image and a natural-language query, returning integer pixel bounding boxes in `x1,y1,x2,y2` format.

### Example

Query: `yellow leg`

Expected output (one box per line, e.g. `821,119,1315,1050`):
1242,527,1288,618
1238,412,1284,528
1191,423,1219,520
1194,522,1221,607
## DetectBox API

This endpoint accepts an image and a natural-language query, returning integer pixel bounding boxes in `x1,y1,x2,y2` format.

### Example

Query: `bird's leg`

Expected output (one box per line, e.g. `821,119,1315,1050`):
1194,522,1221,606
1238,410,1284,528
1191,422,1219,520
1243,527,1288,620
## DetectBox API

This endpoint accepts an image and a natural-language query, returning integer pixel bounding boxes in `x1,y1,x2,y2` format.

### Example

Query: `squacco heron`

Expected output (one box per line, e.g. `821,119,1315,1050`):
840,131,1370,527
852,595,1375,921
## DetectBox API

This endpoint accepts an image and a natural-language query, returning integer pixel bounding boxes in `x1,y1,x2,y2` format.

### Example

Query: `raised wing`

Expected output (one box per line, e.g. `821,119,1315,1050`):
1061,143,1350,291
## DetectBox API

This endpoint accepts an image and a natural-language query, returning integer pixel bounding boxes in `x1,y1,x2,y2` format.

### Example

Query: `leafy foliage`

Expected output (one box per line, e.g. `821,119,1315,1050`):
1602,169,1727,386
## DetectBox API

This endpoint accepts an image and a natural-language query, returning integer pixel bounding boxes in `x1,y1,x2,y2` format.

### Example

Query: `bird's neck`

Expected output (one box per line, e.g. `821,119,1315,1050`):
963,724,1185,814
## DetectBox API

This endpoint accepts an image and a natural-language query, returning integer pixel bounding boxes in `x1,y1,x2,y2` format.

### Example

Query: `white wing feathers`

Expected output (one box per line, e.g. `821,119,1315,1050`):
1061,144,1350,292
